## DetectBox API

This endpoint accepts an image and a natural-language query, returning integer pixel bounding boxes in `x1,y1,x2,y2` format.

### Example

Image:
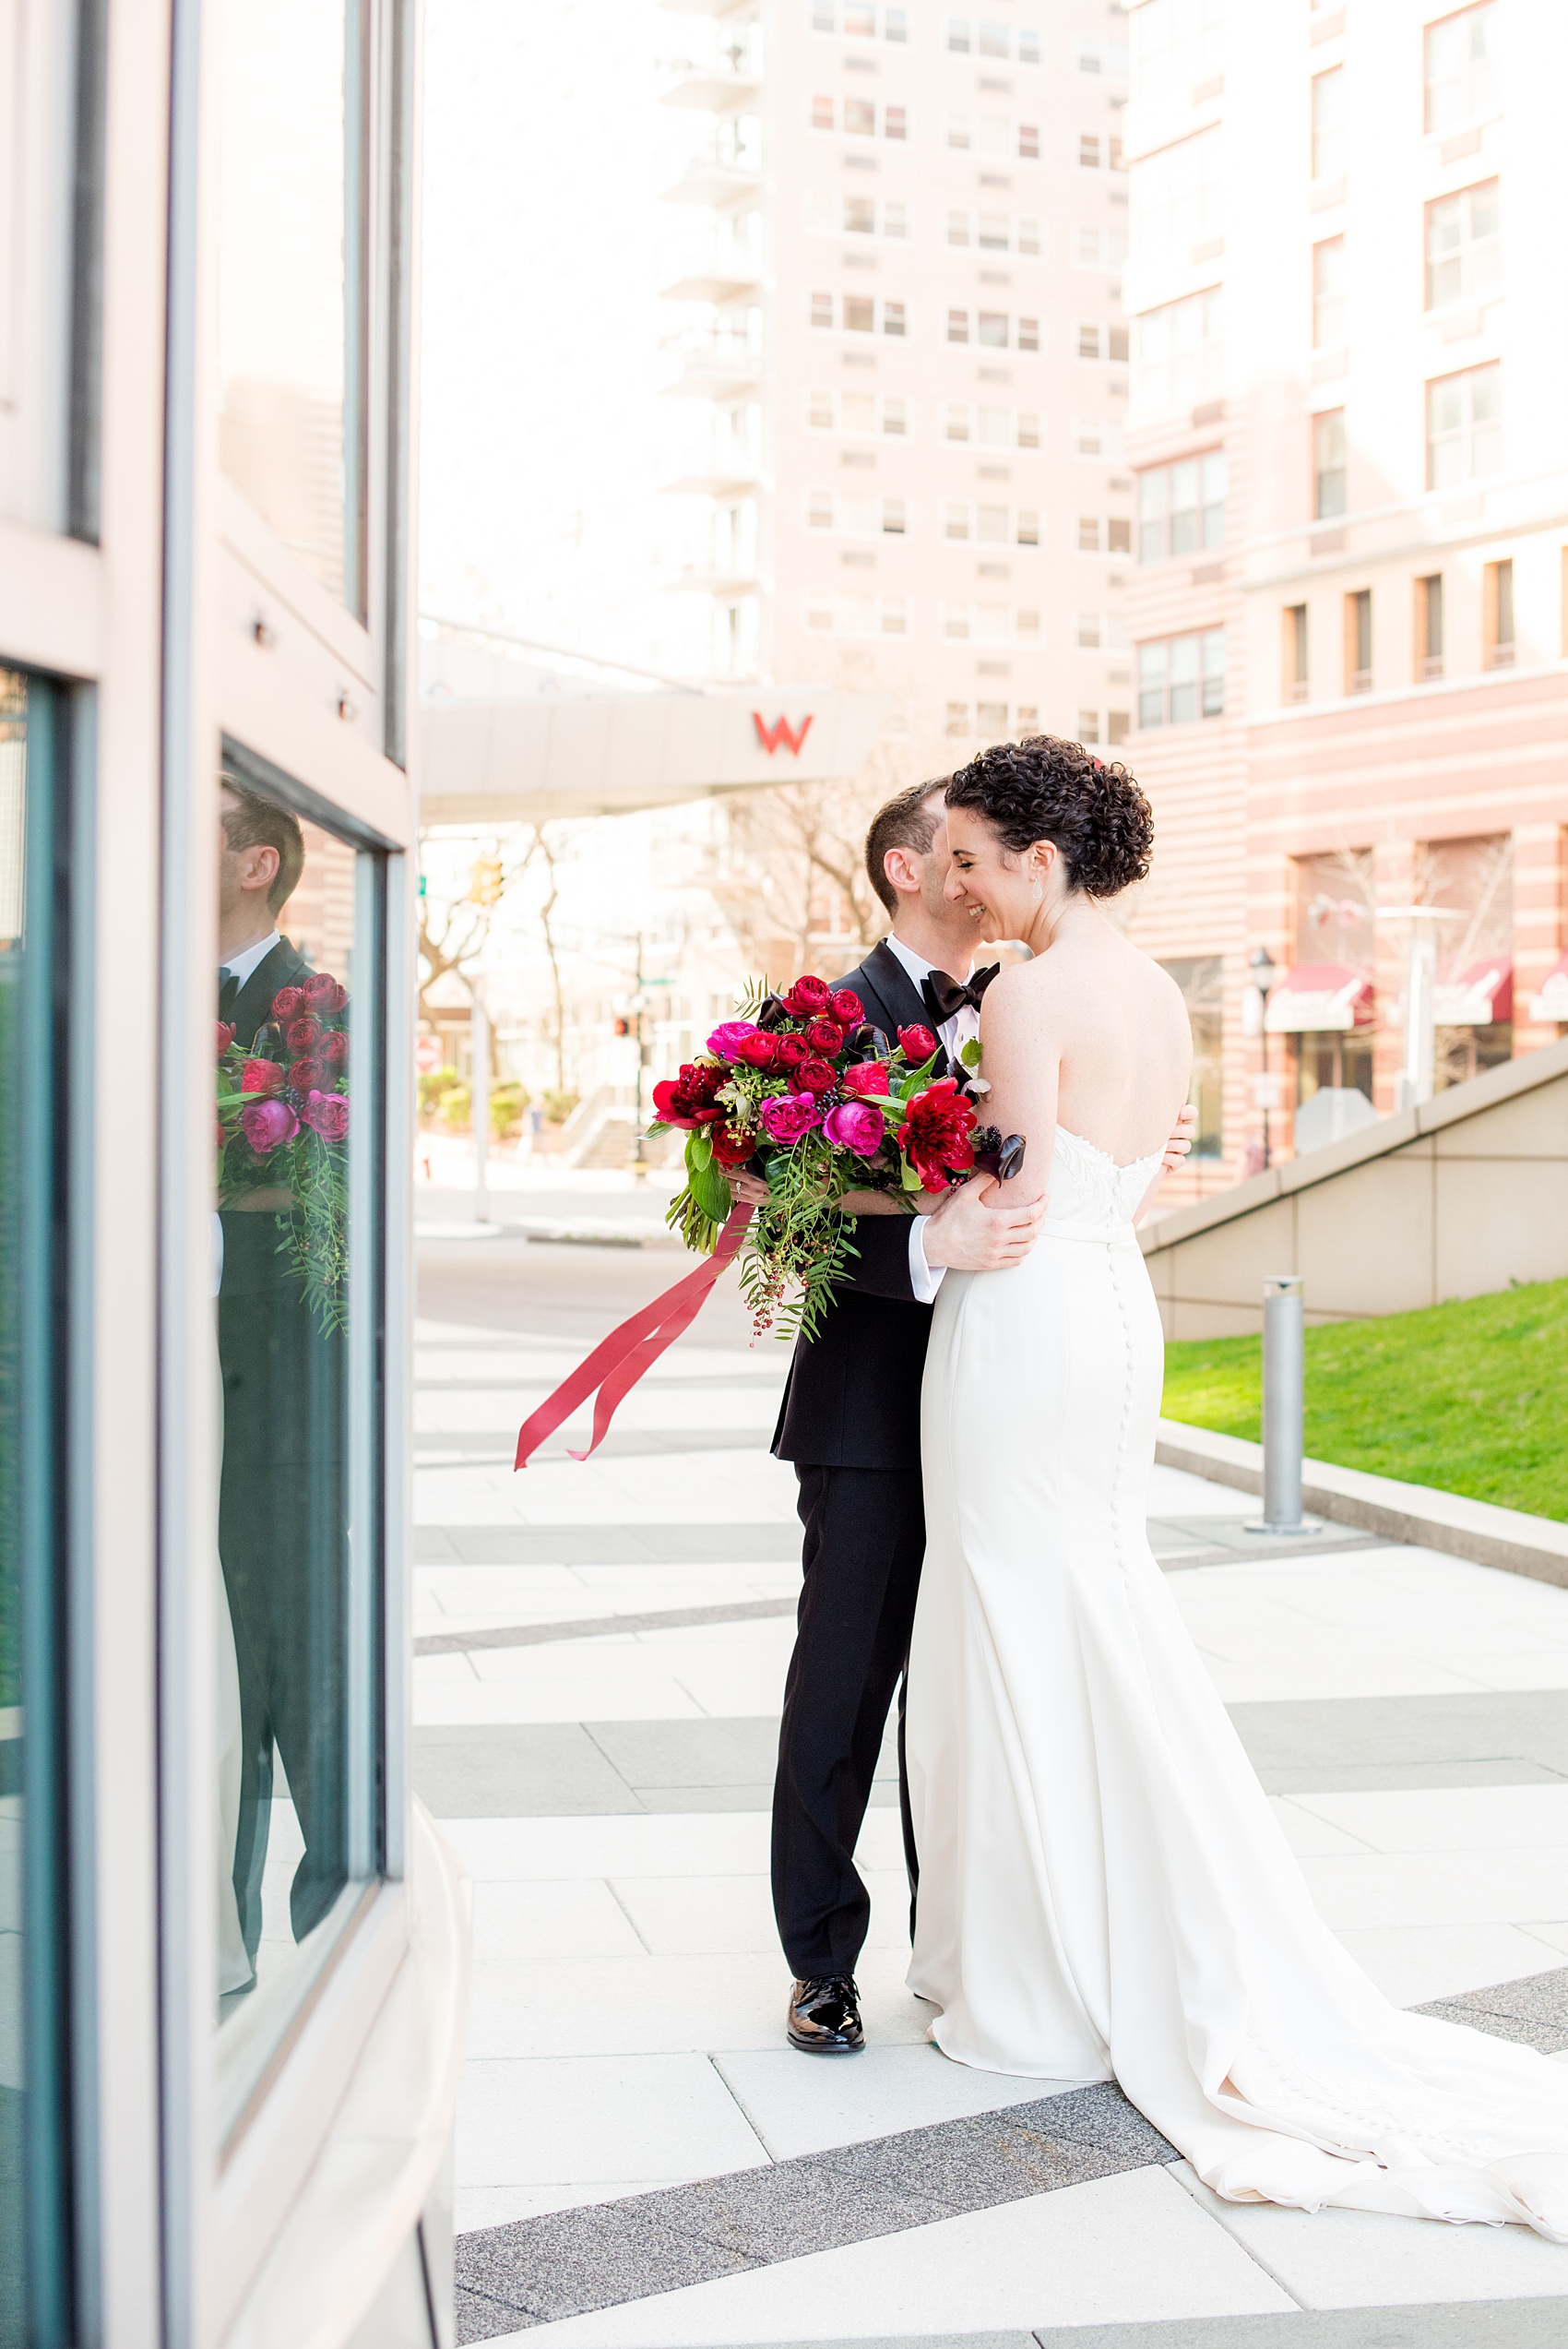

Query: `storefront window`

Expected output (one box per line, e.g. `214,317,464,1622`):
1160,955,1224,1156
1420,831,1514,1092
217,0,368,612
214,755,384,2144
1,670,72,2344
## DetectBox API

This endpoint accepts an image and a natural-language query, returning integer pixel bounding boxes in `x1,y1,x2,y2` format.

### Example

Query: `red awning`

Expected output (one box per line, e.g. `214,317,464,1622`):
1265,963,1374,1033
1529,953,1568,1025
1432,956,1513,1027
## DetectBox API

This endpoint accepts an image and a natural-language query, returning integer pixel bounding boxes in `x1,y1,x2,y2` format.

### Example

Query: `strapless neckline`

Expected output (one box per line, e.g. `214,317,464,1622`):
1054,1125,1163,1176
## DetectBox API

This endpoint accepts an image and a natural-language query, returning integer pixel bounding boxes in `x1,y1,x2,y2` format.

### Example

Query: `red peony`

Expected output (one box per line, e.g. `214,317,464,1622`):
897,1078,978,1193
303,972,347,1012
286,1014,323,1051
709,1124,755,1167
320,1029,350,1068
217,1020,235,1055
300,1091,349,1140
270,985,304,1020
839,1060,891,1099
898,1023,940,1064
796,1055,837,1096
804,1019,843,1056
240,1055,285,1096
735,1031,778,1070
829,988,864,1027
288,1056,327,1095
651,1061,728,1129
783,973,832,1018
774,1032,809,1069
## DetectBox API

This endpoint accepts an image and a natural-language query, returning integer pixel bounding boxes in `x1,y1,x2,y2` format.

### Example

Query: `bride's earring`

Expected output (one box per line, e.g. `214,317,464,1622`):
1030,874,1043,901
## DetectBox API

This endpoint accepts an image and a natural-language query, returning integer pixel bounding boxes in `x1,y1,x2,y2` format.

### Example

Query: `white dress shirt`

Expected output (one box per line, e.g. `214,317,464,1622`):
882,933,982,1305
219,929,281,992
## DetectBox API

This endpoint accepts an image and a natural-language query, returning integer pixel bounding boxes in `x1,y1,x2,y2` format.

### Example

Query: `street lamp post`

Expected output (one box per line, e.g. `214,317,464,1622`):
1249,946,1279,1169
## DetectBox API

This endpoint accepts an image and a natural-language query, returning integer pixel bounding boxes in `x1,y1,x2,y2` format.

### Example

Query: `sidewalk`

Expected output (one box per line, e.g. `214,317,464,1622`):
412,1239,1568,2349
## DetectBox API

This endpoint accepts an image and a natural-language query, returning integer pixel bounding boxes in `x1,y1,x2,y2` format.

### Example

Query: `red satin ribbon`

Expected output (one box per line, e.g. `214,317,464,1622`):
514,1202,754,1470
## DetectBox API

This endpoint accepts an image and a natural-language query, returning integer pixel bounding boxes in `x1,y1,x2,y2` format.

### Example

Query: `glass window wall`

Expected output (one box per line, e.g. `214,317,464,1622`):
214,754,385,2146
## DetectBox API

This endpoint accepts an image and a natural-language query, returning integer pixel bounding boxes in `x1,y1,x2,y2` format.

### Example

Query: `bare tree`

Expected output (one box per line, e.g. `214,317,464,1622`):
417,829,544,1025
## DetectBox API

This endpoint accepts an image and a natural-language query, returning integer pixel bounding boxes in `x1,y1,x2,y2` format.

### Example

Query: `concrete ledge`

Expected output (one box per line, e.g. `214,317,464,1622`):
1155,1417,1568,1591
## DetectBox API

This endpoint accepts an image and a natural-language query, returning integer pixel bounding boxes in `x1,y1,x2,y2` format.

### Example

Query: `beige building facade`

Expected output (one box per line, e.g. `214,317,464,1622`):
1120,0,1568,1204
659,0,1138,766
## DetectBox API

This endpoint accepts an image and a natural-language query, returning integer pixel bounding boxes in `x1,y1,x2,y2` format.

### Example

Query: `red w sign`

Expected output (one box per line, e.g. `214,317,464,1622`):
752,711,814,757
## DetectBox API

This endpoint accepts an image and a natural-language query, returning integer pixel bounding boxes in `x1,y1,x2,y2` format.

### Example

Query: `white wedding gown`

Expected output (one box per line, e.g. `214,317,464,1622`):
907,1125,1568,2238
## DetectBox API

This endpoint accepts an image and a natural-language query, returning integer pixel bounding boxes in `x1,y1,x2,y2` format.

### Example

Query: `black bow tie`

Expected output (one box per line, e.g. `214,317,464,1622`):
921,962,1001,1024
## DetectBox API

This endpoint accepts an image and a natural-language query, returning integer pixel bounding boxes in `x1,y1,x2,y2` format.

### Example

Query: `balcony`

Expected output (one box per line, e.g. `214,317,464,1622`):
659,273,761,307
661,469,760,499
661,66,761,113
662,137,760,209
660,323,763,399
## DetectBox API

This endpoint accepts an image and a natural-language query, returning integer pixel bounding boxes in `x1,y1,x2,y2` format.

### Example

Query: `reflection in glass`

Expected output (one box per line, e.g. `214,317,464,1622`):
214,760,381,2141
218,0,366,610
1,671,70,2343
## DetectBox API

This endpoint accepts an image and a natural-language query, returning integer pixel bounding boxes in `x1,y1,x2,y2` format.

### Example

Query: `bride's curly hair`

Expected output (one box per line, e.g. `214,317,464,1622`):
944,734,1153,900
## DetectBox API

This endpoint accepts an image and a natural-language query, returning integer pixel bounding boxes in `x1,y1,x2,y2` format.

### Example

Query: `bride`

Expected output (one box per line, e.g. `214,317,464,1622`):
904,734,1568,2239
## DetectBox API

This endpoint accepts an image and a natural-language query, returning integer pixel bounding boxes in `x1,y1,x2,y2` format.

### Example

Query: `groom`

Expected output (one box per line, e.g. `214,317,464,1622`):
756,778,1194,2056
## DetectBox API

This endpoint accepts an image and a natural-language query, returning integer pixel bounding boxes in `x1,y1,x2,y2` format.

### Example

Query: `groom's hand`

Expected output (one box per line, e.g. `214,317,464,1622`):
1162,1104,1197,1171
921,1174,1047,1272
726,1171,770,1208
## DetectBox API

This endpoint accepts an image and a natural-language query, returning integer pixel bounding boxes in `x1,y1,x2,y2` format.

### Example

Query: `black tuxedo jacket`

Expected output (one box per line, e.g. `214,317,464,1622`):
770,939,952,1474
223,935,312,1059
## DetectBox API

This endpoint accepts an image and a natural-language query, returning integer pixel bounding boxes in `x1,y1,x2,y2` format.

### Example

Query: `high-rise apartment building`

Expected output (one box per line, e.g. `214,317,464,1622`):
1119,0,1568,1197
660,0,1137,764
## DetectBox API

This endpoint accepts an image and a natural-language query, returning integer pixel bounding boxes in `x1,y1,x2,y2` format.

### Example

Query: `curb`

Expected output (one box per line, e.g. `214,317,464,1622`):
1155,1417,1568,1592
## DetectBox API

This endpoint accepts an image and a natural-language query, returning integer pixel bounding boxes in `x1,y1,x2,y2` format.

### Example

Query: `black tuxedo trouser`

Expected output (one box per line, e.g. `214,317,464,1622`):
771,1461,924,1978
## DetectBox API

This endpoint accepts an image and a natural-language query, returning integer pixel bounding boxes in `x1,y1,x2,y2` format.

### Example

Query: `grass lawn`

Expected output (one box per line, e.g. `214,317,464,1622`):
1160,1277,1568,1523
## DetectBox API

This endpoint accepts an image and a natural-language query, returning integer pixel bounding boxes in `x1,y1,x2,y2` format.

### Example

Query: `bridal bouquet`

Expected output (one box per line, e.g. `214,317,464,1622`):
216,972,351,1334
650,972,1016,1340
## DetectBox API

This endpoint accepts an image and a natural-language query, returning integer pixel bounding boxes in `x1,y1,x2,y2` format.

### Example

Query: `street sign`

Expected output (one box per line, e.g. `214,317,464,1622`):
415,1036,443,1074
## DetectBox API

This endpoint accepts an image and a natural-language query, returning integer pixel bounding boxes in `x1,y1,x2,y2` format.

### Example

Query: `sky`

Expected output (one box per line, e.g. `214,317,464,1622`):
419,0,716,681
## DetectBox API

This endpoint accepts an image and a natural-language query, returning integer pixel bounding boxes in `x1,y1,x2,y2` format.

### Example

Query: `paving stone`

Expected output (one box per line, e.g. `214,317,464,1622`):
1033,2302,1568,2348
415,1523,803,1567
451,2087,1172,2341
1414,1962,1568,2053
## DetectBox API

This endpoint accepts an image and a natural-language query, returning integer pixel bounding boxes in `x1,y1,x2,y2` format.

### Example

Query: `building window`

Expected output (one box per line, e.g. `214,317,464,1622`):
806,388,836,430
811,95,836,131
810,291,834,329
947,308,969,344
978,503,1008,543
941,603,971,638
943,403,969,440
1284,603,1309,701
1018,122,1040,161
1078,131,1125,170
882,496,907,534
1427,362,1502,488
1485,557,1515,667
944,502,969,540
1018,704,1039,730
978,311,1009,348
844,195,875,234
1017,411,1040,448
1344,588,1372,692
885,104,908,139
1137,628,1226,724
883,300,907,337
1108,709,1130,745
1417,573,1443,679
1016,509,1039,546
1313,237,1345,349
884,201,908,238
843,293,874,332
1313,409,1347,519
1017,316,1039,352
1074,224,1128,269
1129,128,1222,265
883,397,908,435
976,699,1010,735
1134,288,1223,415
1079,516,1101,552
1312,67,1345,182
945,702,969,736
1425,181,1500,310
844,96,876,136
806,487,834,528
1076,322,1131,363
1130,0,1224,106
1160,958,1225,1157
1424,3,1499,134
1078,707,1101,744
1137,449,1227,560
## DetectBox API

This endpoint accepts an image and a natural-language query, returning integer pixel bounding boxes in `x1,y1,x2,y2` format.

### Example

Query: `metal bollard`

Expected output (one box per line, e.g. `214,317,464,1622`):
1244,1273,1323,1537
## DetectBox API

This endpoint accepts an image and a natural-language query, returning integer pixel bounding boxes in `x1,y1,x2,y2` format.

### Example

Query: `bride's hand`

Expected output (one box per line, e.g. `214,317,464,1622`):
836,1186,909,1217
1162,1104,1197,1171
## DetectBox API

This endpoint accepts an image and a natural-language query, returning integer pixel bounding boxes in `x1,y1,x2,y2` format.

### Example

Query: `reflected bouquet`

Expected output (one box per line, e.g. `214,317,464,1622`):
216,972,351,1334
650,972,1019,1340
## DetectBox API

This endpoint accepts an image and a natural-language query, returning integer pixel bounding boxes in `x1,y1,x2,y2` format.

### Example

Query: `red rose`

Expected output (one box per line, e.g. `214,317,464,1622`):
775,1032,809,1069
736,1031,778,1070
216,1020,235,1055
240,1056,285,1096
804,1019,843,1056
840,1060,891,1099
897,1024,940,1064
651,1060,728,1129
709,1124,755,1167
898,1078,978,1194
783,973,832,1018
286,1014,323,1050
270,985,304,1020
303,972,346,1011
320,1029,350,1068
796,1056,837,1096
288,1056,327,1095
829,988,864,1026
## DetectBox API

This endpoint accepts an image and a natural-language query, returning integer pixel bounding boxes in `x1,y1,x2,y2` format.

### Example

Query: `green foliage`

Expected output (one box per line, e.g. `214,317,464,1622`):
439,1082,471,1129
541,1089,580,1126
418,1065,461,1123
1161,1278,1568,1522
490,1079,529,1139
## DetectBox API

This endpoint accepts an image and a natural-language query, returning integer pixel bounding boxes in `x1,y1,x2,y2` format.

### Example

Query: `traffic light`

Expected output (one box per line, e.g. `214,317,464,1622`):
469,853,504,908
612,1016,632,1038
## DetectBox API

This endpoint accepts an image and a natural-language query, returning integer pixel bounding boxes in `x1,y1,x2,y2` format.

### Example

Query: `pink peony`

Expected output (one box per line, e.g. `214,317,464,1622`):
839,1060,891,1099
301,1091,350,1140
706,1019,759,1063
758,1091,825,1146
241,1097,299,1154
823,1100,885,1157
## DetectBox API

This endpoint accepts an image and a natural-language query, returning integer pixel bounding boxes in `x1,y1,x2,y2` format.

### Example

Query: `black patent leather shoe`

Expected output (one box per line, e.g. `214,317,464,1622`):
787,1974,865,2054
